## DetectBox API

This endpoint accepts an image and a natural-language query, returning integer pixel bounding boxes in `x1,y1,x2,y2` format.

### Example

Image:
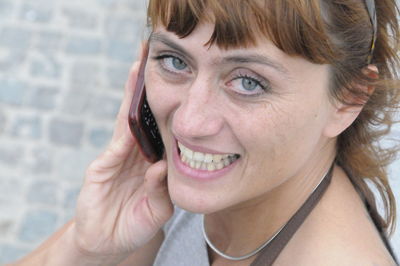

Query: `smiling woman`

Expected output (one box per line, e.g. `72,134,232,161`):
147,0,399,233
11,0,400,266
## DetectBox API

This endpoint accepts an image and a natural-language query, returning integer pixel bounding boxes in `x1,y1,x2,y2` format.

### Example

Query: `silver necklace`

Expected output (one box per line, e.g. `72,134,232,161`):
202,215,285,261
202,167,331,261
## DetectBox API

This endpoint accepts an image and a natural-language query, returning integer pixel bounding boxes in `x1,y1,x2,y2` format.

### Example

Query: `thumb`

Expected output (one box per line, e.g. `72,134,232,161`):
144,160,173,225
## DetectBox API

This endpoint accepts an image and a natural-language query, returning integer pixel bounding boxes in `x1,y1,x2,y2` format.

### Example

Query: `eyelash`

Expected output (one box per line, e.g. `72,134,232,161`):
232,73,269,92
152,53,270,96
152,54,190,75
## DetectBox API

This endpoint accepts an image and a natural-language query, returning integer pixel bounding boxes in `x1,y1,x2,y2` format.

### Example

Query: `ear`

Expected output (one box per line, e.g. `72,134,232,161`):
323,65,378,138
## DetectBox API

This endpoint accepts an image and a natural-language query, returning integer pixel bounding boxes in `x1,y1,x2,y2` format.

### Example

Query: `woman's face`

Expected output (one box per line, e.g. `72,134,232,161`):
145,23,336,214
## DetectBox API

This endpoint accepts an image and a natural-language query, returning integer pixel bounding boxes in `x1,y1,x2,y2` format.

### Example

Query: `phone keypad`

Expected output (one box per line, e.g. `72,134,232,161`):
141,98,164,158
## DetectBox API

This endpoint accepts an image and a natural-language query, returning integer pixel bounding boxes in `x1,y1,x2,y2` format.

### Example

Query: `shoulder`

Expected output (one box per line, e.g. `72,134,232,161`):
281,238,397,266
286,232,397,266
275,166,397,265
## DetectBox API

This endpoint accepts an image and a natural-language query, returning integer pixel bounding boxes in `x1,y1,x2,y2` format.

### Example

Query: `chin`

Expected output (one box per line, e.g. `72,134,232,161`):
167,176,226,214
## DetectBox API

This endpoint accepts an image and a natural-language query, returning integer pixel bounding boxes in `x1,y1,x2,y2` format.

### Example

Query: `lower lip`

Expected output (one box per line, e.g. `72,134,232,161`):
172,140,239,181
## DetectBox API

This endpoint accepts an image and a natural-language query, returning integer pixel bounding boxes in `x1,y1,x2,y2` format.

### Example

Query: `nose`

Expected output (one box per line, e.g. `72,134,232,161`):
172,78,224,140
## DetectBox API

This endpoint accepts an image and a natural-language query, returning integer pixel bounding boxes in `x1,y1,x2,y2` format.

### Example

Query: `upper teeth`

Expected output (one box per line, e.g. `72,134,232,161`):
178,142,239,171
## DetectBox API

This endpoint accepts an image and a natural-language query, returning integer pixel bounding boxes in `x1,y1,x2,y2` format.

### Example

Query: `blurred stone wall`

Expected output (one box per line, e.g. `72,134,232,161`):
0,0,399,264
0,0,146,263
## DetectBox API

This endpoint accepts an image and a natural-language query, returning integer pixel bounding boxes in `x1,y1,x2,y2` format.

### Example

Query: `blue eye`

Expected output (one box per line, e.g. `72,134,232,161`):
228,74,269,97
171,57,187,70
242,78,258,91
154,54,190,74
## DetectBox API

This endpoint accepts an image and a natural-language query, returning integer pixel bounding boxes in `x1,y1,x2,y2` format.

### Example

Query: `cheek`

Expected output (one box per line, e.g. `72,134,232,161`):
235,100,326,179
145,66,178,128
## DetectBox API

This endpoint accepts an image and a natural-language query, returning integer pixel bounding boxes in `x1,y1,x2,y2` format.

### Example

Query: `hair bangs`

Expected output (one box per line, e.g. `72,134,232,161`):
148,0,338,64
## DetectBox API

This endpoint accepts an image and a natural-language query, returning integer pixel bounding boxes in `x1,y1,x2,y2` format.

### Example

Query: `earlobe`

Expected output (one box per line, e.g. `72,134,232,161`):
323,102,364,138
323,65,378,138
364,64,379,95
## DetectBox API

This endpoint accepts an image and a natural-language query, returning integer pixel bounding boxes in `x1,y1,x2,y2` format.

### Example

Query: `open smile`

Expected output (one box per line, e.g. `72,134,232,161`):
172,138,241,180
178,142,240,171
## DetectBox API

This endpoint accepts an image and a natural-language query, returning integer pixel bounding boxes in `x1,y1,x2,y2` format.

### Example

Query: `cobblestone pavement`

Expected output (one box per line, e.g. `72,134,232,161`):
0,0,399,264
0,0,146,263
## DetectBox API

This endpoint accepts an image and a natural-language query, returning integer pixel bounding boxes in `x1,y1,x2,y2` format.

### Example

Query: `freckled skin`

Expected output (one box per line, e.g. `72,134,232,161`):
143,23,397,264
145,23,335,216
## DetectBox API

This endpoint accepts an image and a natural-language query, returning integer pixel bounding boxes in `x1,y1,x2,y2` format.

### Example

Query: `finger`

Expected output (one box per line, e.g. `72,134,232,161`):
111,61,140,142
137,40,148,62
113,42,149,142
145,160,168,192
86,132,136,183
144,160,173,224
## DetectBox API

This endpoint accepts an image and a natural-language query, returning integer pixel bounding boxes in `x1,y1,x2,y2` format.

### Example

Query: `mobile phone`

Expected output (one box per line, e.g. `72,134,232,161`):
128,45,164,162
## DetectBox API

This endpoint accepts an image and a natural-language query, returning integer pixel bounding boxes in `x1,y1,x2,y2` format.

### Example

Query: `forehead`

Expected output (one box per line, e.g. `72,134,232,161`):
147,0,336,65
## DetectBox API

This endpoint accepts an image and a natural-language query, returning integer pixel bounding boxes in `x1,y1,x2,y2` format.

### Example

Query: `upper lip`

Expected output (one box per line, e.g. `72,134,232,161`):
175,136,238,155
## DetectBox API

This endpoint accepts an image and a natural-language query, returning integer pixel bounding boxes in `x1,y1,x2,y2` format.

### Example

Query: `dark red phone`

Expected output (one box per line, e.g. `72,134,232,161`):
128,45,164,162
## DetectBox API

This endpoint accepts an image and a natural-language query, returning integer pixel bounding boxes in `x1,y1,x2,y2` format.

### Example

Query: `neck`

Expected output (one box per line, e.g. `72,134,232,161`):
204,148,336,262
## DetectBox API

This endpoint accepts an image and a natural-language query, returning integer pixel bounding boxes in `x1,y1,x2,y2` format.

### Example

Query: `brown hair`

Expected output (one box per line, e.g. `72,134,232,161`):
147,0,400,235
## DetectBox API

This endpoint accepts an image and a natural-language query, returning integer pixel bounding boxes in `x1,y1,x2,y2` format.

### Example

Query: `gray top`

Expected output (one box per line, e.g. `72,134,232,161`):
153,207,210,266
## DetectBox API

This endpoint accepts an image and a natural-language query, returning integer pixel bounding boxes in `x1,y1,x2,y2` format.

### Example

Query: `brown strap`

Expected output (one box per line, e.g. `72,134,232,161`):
250,164,334,266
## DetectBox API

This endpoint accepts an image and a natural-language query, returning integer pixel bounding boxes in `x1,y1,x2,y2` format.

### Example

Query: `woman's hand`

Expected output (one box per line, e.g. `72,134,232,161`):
71,57,173,261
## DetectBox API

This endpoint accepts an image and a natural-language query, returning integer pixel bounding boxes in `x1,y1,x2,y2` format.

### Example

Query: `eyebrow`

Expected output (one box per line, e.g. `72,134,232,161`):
221,55,289,76
149,32,195,62
149,32,290,76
